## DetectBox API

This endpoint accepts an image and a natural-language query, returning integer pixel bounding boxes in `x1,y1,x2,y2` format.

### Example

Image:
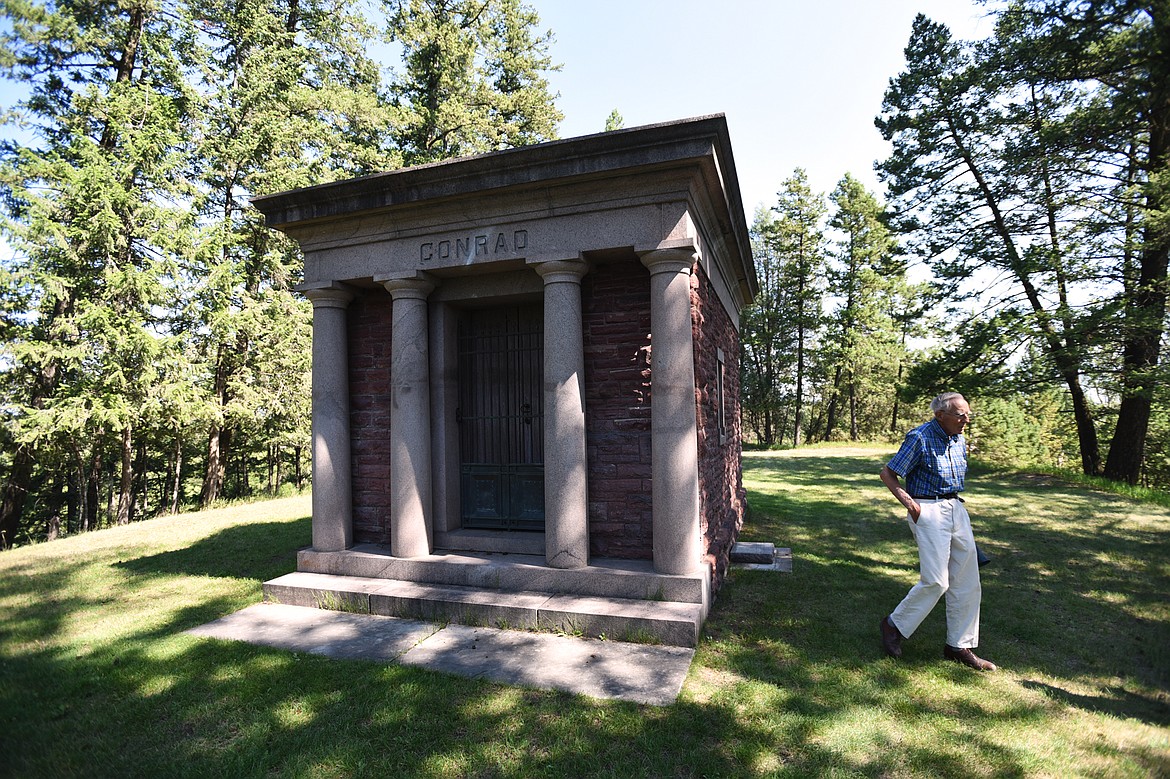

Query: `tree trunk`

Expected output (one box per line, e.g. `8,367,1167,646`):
276,446,284,494
45,476,66,542
86,446,101,532
1105,37,1170,483
201,425,225,506
794,326,805,447
116,425,133,525
1063,370,1100,477
169,432,183,514
201,340,235,506
134,436,147,519
106,465,115,526
67,464,79,535
240,441,250,496
0,447,35,549
823,365,843,442
849,382,859,441
286,0,301,34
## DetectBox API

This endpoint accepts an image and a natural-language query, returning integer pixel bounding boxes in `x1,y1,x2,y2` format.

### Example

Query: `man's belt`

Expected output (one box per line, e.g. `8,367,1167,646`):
912,493,963,501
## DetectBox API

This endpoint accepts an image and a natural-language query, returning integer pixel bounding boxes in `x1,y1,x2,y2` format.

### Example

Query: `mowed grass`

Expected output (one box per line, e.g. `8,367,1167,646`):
1,448,1167,777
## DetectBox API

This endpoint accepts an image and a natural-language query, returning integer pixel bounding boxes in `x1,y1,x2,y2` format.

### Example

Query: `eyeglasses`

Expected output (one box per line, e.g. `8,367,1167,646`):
947,411,974,421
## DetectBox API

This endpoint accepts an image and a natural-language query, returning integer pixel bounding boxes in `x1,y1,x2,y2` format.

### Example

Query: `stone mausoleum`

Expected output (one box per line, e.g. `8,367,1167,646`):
253,115,757,646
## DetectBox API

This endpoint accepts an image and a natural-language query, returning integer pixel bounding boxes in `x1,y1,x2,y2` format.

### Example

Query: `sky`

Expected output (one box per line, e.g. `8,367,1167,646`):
537,0,995,217
0,0,996,223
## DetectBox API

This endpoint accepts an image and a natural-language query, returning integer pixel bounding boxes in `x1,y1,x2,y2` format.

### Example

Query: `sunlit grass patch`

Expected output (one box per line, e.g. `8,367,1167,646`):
2,455,1168,777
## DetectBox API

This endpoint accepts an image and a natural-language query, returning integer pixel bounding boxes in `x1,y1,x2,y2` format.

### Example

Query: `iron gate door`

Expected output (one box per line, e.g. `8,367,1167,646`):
457,304,545,530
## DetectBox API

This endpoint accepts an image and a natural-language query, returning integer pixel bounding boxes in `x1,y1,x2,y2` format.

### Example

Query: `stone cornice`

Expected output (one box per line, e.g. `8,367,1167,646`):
254,115,757,306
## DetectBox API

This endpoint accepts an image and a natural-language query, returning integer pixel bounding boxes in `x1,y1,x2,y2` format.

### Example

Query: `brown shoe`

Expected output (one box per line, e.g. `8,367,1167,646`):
944,645,997,671
880,616,903,658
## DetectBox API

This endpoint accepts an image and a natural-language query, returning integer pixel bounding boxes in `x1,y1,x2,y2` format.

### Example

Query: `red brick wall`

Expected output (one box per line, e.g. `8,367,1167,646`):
581,258,747,584
342,261,746,587
692,266,747,591
581,260,654,558
347,290,393,545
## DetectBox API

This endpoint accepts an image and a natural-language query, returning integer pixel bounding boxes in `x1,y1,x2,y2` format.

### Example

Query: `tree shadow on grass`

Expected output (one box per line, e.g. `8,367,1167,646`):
4,452,1167,777
738,452,1170,731
115,518,309,582
1020,679,1169,723
1,602,883,778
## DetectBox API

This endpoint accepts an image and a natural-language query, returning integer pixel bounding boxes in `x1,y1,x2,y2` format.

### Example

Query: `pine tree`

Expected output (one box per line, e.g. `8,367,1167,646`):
184,0,393,505
877,13,1107,476
767,170,827,447
992,1,1170,483
0,0,195,542
741,208,795,446
385,0,562,165
0,0,569,544
821,174,900,441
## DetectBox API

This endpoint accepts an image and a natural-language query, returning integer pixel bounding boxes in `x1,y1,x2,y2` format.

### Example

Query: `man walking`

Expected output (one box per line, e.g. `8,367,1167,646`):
878,392,996,671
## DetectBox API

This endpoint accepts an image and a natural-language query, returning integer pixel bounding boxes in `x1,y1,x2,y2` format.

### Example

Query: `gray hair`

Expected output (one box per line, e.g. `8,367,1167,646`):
930,392,966,414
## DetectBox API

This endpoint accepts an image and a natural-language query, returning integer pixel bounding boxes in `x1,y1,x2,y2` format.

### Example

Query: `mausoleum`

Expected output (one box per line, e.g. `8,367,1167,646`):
254,115,757,646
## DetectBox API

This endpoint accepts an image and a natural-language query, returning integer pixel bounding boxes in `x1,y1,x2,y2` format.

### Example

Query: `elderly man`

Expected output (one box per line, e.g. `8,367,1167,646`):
878,392,996,671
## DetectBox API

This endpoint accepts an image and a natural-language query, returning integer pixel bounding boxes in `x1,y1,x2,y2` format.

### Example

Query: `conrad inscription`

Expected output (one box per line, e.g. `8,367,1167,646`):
420,229,529,263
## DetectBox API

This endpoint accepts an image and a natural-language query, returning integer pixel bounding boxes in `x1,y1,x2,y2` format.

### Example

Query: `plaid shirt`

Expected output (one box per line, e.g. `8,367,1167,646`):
887,418,966,496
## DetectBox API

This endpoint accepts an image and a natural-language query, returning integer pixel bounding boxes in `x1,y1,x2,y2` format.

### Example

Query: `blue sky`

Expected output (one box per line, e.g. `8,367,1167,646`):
538,0,994,216
0,1,994,220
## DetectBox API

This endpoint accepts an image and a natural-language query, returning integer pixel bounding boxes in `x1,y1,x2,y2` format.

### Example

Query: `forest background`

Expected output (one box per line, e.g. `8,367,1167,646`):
0,0,1166,549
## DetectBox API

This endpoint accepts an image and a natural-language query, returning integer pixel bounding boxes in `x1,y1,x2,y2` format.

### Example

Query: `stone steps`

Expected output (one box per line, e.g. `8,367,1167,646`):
264,545,711,647
263,570,705,647
294,545,709,604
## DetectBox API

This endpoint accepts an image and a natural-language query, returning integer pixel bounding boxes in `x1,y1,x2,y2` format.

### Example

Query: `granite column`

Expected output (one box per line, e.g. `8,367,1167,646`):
535,260,590,569
304,284,354,552
381,275,436,558
639,249,701,575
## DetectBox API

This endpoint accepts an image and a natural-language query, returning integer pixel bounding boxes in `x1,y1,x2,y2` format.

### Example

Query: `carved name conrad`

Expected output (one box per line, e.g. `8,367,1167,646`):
420,229,529,263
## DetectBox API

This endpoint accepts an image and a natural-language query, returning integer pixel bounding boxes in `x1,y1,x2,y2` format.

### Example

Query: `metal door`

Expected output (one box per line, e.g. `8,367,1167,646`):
457,304,544,530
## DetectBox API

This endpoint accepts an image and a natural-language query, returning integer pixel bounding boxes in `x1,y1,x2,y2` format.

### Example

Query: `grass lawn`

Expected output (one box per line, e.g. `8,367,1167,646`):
1,448,1167,777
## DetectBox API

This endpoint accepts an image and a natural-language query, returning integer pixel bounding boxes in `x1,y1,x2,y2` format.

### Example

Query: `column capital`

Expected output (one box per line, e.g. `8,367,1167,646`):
379,273,436,301
533,258,589,285
638,248,698,276
302,283,354,309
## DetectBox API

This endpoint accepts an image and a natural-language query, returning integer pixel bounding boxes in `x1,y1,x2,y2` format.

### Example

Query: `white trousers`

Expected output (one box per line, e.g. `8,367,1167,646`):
890,498,981,648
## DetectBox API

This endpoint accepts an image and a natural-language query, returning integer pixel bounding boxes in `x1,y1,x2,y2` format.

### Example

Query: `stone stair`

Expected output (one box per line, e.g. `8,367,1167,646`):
262,544,710,647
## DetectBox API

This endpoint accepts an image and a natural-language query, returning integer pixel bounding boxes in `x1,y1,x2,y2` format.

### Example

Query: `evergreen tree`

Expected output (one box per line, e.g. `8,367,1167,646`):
765,170,827,447
0,0,568,546
877,13,1108,476
384,0,562,165
184,0,392,505
0,0,195,543
741,208,795,446
821,173,900,441
990,1,1170,483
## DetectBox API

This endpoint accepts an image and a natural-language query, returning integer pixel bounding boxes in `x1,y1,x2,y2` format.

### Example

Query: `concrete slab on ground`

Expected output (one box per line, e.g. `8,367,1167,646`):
188,603,694,706
733,547,793,572
187,602,440,661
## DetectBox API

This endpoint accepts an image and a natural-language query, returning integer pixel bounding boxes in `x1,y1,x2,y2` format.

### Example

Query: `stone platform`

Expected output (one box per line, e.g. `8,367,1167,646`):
263,544,711,647
189,603,694,706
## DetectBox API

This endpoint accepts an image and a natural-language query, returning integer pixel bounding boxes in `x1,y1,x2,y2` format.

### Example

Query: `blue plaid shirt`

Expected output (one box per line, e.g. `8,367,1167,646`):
887,418,966,496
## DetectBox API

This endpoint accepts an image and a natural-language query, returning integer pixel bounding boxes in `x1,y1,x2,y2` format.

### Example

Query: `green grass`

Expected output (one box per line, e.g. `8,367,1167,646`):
2,449,1168,777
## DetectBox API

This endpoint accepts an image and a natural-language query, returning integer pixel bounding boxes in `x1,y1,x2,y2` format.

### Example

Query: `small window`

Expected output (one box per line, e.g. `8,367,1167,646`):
716,347,727,444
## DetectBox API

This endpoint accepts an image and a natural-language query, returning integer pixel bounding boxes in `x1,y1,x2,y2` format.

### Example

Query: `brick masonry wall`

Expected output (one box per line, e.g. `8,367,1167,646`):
691,266,747,591
582,260,654,559
341,261,746,587
347,289,393,545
